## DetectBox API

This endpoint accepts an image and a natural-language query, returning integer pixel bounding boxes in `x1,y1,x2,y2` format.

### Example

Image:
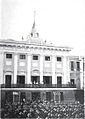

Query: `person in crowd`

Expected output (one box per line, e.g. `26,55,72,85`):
1,99,84,118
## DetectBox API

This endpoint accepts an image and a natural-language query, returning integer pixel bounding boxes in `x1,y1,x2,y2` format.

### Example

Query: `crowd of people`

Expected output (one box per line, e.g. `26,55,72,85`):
1,99,84,119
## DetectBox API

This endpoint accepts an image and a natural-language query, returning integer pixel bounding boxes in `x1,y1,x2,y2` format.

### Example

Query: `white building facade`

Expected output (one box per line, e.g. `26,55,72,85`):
0,21,84,103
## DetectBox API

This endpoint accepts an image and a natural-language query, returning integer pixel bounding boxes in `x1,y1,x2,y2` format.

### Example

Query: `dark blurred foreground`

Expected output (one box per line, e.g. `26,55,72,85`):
1,99,84,119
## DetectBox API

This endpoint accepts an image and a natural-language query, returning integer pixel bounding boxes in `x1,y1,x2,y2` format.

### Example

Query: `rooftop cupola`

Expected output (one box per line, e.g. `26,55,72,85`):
27,11,42,44
30,11,39,38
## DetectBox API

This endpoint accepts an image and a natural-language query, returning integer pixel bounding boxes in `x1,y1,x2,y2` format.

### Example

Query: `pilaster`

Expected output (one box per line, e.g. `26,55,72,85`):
14,53,18,84
52,55,56,84
63,56,67,84
27,54,31,84
0,52,4,84
80,58,84,89
66,56,70,83
53,92,56,101
40,55,43,84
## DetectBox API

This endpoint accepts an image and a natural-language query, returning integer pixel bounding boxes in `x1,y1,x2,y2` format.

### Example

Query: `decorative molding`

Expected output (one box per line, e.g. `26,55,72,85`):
0,42,71,52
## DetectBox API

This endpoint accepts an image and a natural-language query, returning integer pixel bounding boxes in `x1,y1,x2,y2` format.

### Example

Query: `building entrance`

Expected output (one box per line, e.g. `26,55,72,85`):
70,79,75,85
60,92,64,101
31,76,40,84
20,92,26,102
57,76,62,87
17,75,25,87
13,92,19,103
46,92,51,101
32,92,40,101
5,91,13,103
5,75,12,87
55,94,59,102
43,76,52,86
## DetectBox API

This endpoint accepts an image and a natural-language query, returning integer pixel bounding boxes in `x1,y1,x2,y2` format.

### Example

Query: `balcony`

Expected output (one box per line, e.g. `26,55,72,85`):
1,83,76,88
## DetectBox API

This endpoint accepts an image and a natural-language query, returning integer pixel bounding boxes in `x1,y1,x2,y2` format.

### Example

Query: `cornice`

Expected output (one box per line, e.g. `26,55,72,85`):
0,40,72,52
0,44,71,52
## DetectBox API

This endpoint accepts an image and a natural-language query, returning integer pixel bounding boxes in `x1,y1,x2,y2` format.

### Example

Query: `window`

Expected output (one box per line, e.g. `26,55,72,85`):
45,56,50,61
5,75,12,87
71,61,74,71
70,79,75,85
20,54,26,59
33,55,38,60
57,76,62,84
57,57,62,61
6,54,12,59
60,92,64,101
77,62,80,71
17,75,25,84
57,76,62,87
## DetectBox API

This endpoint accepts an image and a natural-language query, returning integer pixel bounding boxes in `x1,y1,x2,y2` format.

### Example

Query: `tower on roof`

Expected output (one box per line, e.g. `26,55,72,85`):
30,11,39,38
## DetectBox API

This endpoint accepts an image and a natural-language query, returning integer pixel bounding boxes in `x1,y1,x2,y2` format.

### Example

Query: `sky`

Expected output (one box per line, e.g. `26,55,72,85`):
1,0,85,56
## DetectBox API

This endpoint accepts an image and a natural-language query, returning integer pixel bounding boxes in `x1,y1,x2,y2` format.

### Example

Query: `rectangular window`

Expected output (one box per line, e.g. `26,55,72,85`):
77,62,80,71
45,56,50,61
57,57,62,61
70,79,75,85
57,76,62,87
71,61,74,71
5,75,12,87
20,54,26,59
33,55,38,60
6,54,12,59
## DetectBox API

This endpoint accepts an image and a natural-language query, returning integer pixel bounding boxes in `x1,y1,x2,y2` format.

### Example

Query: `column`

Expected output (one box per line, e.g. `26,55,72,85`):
52,55,56,84
14,53,18,84
26,91,31,101
58,92,61,103
53,92,56,102
65,56,70,83
80,58,83,89
27,54,31,84
19,91,21,102
0,52,4,84
41,91,44,101
40,55,43,84
63,56,67,84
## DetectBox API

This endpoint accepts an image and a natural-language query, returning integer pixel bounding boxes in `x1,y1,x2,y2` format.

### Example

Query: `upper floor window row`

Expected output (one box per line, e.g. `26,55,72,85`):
45,56,62,61
45,56,50,61
76,62,80,71
33,55,38,60
71,61,80,71
71,61,74,71
57,57,62,62
6,54,12,59
5,53,62,62
20,54,26,59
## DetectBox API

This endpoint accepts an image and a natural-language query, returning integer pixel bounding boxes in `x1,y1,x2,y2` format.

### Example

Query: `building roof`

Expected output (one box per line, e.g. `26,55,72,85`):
0,14,72,52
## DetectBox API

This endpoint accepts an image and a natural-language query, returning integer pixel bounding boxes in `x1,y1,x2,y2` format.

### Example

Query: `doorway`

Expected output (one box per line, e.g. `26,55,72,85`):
46,92,51,101
43,76,52,87
31,76,40,84
5,91,13,103
60,92,64,101
20,92,26,102
5,75,12,87
57,76,62,87
32,92,40,101
70,79,75,85
17,75,25,87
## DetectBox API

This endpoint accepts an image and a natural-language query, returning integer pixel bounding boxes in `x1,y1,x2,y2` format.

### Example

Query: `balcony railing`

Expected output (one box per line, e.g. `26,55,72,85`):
1,84,76,88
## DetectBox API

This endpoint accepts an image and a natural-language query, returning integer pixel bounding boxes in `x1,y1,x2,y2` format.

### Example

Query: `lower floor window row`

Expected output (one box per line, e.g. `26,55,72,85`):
4,75,77,88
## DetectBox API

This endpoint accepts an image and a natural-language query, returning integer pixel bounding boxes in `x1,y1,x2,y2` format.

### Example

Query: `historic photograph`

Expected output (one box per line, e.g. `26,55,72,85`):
0,0,85,118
